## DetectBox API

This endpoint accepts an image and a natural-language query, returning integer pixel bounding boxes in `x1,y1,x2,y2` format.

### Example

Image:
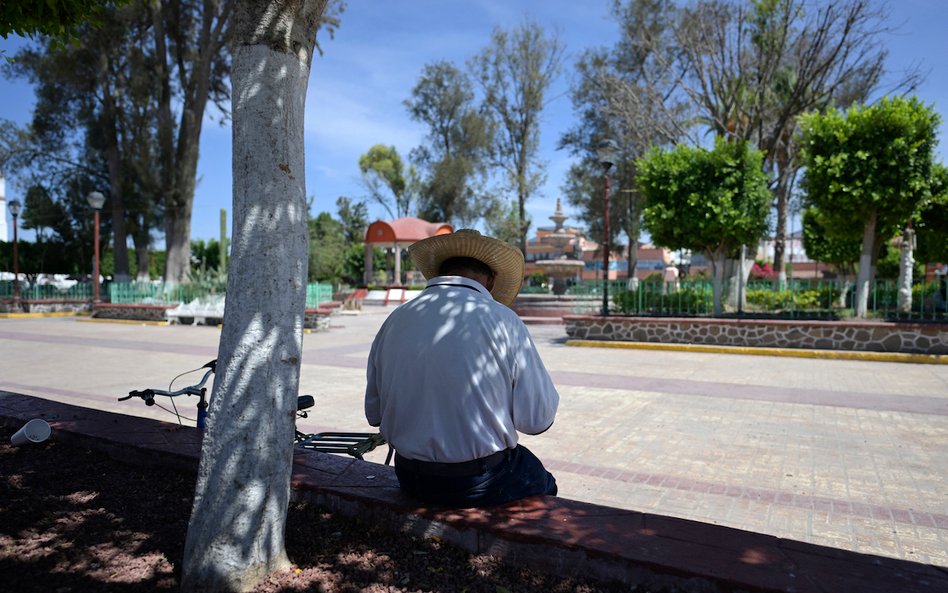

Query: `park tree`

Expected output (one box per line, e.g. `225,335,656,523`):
405,61,494,226
180,0,340,590
590,0,915,284
638,138,771,315
560,0,686,276
4,2,163,282
150,0,234,284
800,96,940,318
801,205,860,306
334,196,370,284
308,211,346,282
358,144,414,219
469,20,564,256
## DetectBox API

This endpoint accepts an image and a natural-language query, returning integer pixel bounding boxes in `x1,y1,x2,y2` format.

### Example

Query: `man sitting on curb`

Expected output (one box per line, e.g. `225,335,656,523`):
364,229,560,507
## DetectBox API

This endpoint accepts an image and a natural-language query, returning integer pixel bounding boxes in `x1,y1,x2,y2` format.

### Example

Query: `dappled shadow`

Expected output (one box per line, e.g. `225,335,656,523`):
1,428,643,593
0,429,191,592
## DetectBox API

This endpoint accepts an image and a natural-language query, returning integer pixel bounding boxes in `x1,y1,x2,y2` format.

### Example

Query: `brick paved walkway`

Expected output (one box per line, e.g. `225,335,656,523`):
1,309,946,567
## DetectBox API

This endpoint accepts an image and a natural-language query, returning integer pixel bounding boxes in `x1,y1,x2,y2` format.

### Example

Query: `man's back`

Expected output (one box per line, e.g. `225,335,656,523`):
365,276,558,463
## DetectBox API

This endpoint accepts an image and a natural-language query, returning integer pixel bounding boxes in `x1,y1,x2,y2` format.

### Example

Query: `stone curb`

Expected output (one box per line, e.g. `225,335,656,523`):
565,339,948,365
0,311,86,319
77,317,171,326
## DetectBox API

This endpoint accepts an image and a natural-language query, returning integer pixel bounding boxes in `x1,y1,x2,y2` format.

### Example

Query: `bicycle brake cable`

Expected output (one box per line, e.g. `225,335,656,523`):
167,365,207,426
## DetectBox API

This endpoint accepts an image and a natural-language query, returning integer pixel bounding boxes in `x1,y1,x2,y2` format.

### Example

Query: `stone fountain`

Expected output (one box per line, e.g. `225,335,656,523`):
535,199,585,295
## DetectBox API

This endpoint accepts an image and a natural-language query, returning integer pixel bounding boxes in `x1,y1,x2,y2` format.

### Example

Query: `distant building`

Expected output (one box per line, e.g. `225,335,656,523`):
524,224,674,282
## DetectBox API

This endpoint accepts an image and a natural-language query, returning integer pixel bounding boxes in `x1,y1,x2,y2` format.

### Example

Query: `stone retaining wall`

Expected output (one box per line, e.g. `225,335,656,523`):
563,315,948,355
93,303,176,322
0,300,91,313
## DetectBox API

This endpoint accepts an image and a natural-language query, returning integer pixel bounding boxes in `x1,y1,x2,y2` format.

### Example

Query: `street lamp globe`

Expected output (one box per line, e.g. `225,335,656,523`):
7,199,21,217
596,138,618,171
86,191,106,210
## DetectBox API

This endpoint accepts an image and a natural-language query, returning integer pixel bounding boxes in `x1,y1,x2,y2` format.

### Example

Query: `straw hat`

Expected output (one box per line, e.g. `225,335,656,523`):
408,229,524,306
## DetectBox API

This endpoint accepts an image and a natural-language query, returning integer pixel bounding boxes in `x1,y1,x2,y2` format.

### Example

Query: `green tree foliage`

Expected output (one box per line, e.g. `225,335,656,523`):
358,144,413,219
470,20,564,255
20,185,69,241
405,61,494,226
584,0,911,281
801,206,860,275
915,163,948,265
800,96,941,316
308,212,347,283
335,196,368,243
638,138,771,314
1,0,128,46
483,199,527,247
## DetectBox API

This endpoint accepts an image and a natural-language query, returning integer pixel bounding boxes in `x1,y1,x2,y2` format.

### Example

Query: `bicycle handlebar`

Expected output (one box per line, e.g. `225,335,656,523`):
119,360,315,413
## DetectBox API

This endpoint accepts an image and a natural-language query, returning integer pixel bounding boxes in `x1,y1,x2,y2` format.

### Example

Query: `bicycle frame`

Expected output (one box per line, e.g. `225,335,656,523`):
120,360,391,464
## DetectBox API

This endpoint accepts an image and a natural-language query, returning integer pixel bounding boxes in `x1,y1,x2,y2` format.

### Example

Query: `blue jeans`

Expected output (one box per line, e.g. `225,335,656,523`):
394,445,557,508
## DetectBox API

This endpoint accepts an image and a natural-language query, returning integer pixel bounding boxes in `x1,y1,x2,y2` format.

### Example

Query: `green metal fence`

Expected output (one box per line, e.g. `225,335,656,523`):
108,282,207,305
608,278,947,321
305,283,334,308
0,281,94,301
106,281,336,308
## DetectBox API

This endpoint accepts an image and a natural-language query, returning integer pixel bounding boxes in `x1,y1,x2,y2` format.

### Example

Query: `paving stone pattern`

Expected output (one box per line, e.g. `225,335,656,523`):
1,311,947,569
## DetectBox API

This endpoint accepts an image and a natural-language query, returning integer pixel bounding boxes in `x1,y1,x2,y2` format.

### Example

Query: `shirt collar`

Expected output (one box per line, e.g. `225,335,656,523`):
426,275,492,298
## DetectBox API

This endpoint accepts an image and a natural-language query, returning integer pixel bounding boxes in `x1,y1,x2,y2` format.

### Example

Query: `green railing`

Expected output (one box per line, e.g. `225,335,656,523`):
610,278,947,321
0,281,94,301
109,282,208,305
305,283,334,308
107,281,336,308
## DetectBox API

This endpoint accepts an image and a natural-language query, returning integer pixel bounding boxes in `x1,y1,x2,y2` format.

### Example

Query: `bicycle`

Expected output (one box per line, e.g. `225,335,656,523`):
118,359,392,464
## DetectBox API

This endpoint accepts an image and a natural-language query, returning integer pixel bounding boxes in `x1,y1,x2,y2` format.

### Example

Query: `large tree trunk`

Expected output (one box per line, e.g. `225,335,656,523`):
152,0,228,285
98,54,131,283
132,228,152,282
180,1,324,590
854,210,878,318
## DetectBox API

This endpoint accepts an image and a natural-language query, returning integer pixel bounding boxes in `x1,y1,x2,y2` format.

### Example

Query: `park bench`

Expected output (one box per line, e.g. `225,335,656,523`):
166,295,226,326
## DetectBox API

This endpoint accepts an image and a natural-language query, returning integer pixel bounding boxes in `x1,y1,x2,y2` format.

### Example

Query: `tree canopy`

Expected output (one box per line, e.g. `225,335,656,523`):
800,96,941,316
469,20,564,255
405,61,494,226
638,137,771,313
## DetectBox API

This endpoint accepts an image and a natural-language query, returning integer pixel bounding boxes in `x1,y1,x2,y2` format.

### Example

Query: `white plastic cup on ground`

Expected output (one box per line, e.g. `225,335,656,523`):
10,419,51,446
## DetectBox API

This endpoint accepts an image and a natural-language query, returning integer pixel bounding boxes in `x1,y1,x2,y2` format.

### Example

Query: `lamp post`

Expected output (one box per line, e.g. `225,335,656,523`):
8,199,21,309
596,139,617,316
86,191,106,304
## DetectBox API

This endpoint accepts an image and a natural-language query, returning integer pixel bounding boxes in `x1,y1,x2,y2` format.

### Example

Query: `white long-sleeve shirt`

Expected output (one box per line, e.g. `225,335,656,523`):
365,276,559,463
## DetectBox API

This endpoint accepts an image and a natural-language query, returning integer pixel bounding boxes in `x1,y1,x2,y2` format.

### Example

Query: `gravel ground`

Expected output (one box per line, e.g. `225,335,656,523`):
0,428,674,592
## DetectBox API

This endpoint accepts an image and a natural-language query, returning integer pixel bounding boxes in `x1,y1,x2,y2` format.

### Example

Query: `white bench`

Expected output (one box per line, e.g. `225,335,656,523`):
166,295,226,325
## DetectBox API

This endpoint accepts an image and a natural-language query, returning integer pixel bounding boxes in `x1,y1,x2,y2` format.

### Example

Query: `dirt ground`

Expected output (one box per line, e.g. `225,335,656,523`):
0,427,667,592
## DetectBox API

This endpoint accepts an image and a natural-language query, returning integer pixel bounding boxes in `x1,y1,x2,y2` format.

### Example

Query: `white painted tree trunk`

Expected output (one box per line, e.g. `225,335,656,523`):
897,227,915,314
854,210,878,318
724,247,754,312
181,1,324,589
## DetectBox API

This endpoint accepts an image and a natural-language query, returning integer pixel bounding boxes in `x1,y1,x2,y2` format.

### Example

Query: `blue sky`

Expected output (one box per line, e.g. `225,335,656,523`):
2,0,946,243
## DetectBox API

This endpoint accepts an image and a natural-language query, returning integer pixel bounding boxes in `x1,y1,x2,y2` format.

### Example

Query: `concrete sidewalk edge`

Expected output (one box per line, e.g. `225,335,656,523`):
565,339,948,365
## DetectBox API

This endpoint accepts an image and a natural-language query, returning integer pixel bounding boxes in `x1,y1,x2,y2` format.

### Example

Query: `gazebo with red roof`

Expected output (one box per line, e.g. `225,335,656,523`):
364,217,453,286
